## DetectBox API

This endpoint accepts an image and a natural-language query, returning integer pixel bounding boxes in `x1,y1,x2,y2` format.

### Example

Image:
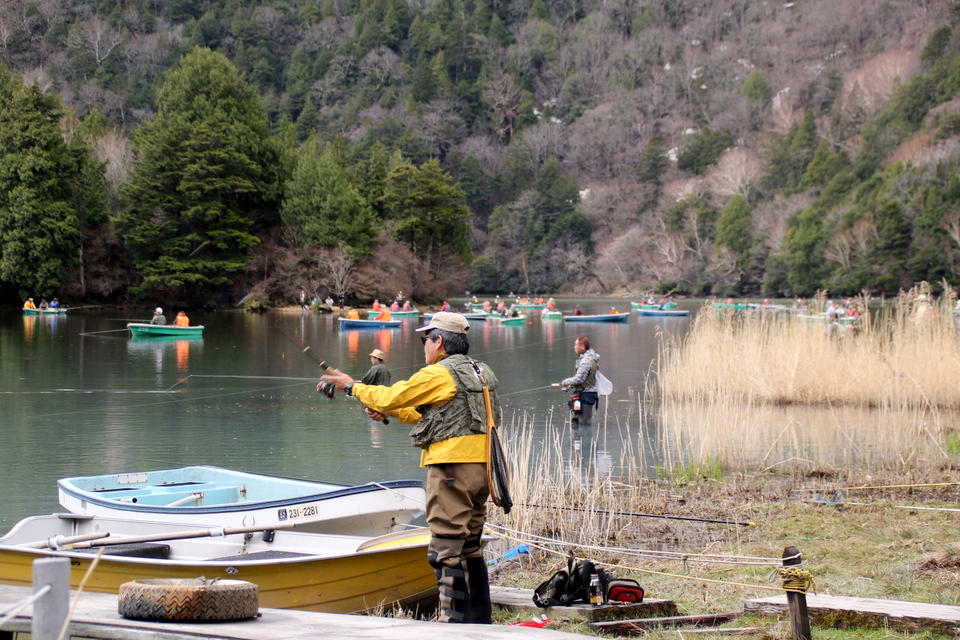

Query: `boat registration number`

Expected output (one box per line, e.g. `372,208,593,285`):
278,504,319,521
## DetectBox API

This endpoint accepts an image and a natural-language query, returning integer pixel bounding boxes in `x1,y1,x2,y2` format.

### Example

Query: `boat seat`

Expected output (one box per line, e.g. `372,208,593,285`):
208,550,313,562
75,542,171,559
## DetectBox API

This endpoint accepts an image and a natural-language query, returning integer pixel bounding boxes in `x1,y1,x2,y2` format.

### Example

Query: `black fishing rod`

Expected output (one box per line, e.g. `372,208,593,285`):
518,503,755,526
269,315,388,424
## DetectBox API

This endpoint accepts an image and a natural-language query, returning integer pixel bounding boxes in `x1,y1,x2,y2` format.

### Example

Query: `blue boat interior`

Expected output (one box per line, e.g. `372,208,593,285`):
61,467,353,508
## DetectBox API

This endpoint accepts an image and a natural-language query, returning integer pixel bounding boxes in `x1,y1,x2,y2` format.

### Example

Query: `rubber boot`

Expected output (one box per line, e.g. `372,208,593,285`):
464,556,493,624
429,556,469,623
428,536,469,623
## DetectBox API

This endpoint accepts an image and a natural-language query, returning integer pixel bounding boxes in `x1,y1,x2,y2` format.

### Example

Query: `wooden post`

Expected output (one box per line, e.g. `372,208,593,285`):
32,557,69,640
782,545,811,640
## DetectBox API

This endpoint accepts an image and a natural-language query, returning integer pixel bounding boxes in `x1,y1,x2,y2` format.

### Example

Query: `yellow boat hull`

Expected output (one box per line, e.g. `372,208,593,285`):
0,517,438,614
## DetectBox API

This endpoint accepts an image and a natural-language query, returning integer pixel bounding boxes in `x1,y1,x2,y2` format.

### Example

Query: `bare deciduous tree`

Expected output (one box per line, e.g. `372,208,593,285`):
706,147,763,198
315,245,357,299
360,45,402,89
482,71,523,145
68,16,124,66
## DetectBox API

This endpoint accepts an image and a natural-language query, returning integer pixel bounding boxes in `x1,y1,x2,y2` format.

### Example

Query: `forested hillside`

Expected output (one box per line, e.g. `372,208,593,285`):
1,0,958,306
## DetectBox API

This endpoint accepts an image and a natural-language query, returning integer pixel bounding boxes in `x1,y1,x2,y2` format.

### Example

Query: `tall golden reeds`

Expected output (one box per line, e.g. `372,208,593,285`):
654,284,960,471
659,287,960,409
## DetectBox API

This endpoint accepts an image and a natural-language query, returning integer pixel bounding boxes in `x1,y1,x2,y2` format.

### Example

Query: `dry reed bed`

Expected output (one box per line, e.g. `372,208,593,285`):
658,293,960,410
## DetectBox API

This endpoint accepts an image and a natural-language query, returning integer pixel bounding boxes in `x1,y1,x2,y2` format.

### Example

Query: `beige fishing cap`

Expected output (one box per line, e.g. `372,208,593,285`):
415,312,469,334
369,348,386,360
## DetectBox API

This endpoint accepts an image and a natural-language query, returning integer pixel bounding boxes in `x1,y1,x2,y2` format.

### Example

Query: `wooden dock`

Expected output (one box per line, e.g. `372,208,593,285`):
744,594,960,636
0,584,584,640
489,586,679,623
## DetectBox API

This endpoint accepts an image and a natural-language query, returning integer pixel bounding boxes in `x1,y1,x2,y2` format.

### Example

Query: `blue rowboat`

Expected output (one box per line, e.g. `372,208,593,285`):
58,466,426,537
338,317,401,329
127,323,204,337
563,312,630,322
637,309,690,317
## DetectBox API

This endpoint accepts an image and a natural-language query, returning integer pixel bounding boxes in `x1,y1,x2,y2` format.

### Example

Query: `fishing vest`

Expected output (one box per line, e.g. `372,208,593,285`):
573,356,598,391
408,354,502,449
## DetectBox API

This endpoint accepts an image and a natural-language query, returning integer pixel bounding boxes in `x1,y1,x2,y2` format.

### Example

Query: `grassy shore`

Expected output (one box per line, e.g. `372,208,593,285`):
486,466,960,639
482,288,960,637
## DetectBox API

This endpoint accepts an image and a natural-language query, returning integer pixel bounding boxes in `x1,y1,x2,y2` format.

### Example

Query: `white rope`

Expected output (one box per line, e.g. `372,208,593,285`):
0,584,51,629
485,523,783,566
366,481,428,506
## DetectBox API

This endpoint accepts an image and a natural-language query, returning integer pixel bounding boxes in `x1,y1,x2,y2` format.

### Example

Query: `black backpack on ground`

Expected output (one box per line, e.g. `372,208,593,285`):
532,556,611,607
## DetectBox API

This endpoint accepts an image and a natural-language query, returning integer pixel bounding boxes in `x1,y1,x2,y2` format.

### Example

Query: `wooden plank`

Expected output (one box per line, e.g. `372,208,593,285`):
0,584,586,640
590,612,741,634
745,594,960,636
490,586,678,623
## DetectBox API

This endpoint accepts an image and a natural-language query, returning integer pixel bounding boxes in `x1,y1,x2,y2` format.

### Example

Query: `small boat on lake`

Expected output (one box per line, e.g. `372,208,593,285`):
0,514,437,614
366,309,420,318
23,308,66,316
58,466,425,536
637,308,690,317
493,314,528,325
541,309,563,319
339,317,401,329
563,312,630,323
632,302,678,310
713,302,748,310
425,312,487,321
127,323,204,337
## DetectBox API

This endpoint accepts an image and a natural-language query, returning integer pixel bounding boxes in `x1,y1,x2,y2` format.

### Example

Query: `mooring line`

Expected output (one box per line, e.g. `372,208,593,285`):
485,525,787,592
486,523,780,565
517,502,755,526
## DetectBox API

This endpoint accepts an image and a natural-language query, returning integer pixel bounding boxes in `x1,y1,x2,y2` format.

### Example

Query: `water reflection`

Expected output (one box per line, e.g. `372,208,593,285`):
8,299,948,534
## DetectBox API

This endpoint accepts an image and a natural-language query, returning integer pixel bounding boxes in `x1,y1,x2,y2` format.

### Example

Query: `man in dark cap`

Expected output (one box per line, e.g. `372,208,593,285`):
321,312,500,624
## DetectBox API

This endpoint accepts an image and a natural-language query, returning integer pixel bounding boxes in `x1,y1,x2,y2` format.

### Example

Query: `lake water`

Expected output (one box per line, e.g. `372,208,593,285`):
6,299,954,535
0,298,688,533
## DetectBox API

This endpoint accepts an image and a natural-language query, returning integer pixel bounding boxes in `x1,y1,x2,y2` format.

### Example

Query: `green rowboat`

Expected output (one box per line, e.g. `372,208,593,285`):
128,323,204,337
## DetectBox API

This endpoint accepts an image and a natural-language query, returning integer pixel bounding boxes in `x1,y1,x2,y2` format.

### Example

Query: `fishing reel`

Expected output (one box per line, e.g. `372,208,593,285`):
316,380,336,399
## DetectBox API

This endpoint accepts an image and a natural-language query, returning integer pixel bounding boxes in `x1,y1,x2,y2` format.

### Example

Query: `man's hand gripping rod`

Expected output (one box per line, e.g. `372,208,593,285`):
269,316,388,424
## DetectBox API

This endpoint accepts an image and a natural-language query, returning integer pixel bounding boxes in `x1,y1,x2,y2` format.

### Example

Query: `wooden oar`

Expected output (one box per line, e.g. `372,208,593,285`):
23,531,111,549
57,522,295,550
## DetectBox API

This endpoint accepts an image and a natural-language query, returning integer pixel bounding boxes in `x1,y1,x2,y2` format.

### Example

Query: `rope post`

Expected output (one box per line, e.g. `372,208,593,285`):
781,545,812,640
32,557,69,640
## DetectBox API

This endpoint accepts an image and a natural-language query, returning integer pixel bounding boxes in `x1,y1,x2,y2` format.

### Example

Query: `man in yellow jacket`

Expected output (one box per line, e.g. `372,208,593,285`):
322,312,500,624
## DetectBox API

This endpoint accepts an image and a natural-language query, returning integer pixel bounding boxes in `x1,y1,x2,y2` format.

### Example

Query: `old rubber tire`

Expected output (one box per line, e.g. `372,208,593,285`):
118,578,258,622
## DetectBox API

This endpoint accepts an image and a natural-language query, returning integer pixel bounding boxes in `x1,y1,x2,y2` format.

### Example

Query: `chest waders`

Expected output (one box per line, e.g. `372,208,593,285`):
422,357,499,624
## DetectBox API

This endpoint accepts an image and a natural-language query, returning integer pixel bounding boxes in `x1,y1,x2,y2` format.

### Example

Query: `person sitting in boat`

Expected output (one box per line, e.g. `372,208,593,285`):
375,307,392,321
546,298,556,309
173,311,190,327
610,307,618,314
440,301,451,312
402,300,413,311
573,306,583,316
49,298,59,309
347,307,361,320
23,298,36,309
482,300,491,311
390,300,401,311
38,299,49,310
372,299,381,312
150,307,166,324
